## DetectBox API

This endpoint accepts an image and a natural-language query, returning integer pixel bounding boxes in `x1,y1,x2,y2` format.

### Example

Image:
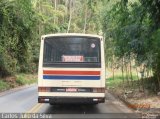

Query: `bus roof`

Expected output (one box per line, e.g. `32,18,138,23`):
42,33,103,39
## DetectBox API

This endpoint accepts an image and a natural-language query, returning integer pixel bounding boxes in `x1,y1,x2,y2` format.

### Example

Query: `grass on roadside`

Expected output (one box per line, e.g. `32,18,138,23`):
16,74,37,85
106,70,156,97
0,74,37,92
0,80,10,91
106,71,138,89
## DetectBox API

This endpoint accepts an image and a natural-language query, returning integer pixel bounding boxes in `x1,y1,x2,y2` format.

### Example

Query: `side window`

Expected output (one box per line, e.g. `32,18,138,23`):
44,43,52,62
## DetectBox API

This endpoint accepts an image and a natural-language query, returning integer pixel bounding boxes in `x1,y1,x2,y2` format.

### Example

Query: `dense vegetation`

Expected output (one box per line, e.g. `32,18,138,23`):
0,0,160,93
0,0,103,77
103,0,160,93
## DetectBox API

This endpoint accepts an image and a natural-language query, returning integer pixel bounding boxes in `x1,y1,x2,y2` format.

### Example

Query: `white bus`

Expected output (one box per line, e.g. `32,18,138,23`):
38,33,105,104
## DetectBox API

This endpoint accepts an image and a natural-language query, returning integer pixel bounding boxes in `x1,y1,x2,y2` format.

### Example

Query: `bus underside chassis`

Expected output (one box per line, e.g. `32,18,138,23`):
38,96,105,104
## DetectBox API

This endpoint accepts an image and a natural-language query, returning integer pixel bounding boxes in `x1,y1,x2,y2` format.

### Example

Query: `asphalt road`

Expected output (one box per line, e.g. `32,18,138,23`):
0,85,141,118
0,85,37,113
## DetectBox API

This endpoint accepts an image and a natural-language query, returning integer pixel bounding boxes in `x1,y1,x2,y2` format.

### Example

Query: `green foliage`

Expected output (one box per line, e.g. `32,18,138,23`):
102,0,160,91
0,74,36,91
106,72,138,89
0,80,10,91
16,74,37,85
0,0,105,77
0,0,38,76
16,76,26,85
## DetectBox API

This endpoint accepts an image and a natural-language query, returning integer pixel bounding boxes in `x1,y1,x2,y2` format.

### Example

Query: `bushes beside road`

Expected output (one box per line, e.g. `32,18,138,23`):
0,74,37,92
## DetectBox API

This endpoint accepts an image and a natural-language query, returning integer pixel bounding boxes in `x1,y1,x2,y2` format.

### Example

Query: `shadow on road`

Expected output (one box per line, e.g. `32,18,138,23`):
44,104,99,114
42,104,141,119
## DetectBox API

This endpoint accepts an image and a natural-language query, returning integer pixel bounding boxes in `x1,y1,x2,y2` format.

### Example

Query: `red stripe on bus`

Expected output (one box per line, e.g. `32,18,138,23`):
43,70,100,75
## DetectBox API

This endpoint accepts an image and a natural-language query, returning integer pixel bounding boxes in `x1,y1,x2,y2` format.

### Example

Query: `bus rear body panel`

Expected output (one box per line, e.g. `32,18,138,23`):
38,34,105,104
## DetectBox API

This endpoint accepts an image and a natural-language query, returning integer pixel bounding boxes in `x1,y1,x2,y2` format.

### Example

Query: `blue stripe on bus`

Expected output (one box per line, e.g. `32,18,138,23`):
43,75,100,80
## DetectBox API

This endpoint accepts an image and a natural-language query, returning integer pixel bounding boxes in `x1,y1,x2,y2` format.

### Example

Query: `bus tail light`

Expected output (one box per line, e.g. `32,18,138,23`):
38,97,50,103
38,87,51,92
93,88,105,93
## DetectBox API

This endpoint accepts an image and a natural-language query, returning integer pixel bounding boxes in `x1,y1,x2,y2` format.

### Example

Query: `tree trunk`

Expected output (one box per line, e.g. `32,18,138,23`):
156,72,160,91
121,57,125,89
112,55,115,80
125,62,129,86
83,0,88,33
129,60,133,86
38,0,42,35
140,66,145,92
67,0,72,33
136,67,141,91
54,0,57,24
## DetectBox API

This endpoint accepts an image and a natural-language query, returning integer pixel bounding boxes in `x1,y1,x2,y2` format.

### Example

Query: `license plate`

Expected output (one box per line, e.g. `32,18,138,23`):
66,88,77,92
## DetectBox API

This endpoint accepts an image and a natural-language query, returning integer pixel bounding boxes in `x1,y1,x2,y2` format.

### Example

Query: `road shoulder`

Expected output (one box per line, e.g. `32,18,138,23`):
0,84,37,97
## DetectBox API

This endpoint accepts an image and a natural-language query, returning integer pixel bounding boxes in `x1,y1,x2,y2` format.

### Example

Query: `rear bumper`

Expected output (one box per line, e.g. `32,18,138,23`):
38,96,105,104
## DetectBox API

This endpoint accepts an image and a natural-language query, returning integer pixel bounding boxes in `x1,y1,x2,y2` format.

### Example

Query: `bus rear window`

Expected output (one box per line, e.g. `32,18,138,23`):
43,37,101,67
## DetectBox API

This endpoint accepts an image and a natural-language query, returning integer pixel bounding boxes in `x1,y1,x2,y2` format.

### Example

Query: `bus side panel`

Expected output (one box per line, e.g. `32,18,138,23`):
101,38,106,89
38,37,44,87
